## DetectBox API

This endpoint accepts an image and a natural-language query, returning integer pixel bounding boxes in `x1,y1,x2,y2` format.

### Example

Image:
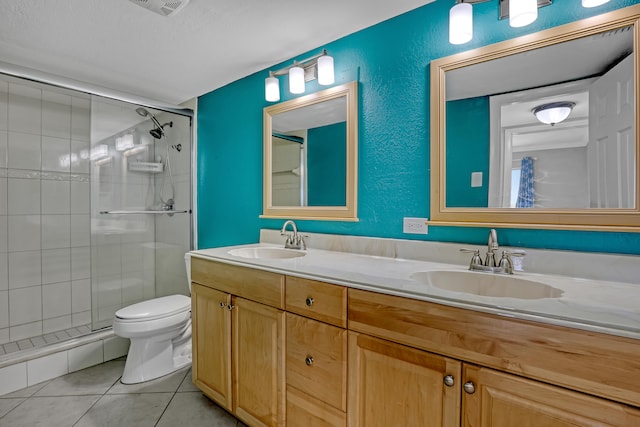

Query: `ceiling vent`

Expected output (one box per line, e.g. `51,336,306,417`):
128,0,190,17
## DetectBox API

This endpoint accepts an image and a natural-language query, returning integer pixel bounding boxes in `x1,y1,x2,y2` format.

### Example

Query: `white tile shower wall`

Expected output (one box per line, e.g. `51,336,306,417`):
0,79,91,344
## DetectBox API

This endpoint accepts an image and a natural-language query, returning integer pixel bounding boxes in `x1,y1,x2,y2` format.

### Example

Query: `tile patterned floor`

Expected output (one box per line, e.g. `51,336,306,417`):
0,359,246,427
0,325,92,357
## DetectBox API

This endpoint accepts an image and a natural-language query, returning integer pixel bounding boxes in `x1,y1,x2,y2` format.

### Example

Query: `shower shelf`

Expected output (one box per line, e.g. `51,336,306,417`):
99,210,189,214
128,162,164,173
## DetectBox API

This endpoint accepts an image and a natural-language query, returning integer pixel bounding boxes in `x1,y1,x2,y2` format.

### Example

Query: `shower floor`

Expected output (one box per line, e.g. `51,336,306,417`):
0,325,92,357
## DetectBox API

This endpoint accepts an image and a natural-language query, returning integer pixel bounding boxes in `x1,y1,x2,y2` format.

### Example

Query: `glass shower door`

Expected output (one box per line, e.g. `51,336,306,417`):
90,96,192,330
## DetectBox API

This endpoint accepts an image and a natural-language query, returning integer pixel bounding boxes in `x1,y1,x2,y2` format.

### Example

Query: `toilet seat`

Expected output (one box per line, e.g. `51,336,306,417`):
115,295,191,322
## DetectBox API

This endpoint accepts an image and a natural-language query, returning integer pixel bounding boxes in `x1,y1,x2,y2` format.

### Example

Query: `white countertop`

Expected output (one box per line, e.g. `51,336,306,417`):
191,241,640,340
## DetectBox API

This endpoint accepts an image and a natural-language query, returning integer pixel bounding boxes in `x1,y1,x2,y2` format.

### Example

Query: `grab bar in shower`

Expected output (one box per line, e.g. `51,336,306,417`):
99,210,189,215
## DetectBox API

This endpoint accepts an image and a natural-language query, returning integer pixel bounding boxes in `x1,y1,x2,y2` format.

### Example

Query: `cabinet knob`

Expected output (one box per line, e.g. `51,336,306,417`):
227,305,235,311
305,297,314,307
463,381,476,394
219,302,227,308
305,356,314,366
443,375,455,387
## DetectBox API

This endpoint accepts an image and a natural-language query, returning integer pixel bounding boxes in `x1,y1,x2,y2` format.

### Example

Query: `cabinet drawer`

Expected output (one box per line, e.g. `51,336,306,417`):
286,276,346,327
287,386,346,427
286,313,347,411
191,257,284,309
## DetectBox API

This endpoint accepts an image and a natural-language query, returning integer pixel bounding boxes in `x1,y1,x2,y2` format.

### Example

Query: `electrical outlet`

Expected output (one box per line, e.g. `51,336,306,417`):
403,217,429,234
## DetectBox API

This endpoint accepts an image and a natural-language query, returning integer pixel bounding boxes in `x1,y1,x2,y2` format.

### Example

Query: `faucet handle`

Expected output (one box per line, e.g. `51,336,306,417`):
499,250,526,274
460,248,482,267
298,234,309,250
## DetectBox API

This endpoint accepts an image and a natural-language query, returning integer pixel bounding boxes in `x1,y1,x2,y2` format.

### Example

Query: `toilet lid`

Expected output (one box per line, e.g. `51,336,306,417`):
115,295,191,321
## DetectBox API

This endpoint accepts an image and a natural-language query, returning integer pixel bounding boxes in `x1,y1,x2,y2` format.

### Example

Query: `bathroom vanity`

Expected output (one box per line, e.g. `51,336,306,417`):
189,240,640,427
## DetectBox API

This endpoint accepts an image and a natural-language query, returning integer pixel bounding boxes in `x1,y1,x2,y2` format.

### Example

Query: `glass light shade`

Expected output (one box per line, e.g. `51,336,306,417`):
317,55,334,85
582,0,610,7
265,75,280,102
289,66,305,94
509,0,538,28
532,102,575,126
449,3,473,45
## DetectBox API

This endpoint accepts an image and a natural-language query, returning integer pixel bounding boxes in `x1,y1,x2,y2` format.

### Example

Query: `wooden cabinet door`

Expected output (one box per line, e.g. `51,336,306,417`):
191,283,232,410
348,332,461,427
232,297,285,427
463,364,640,427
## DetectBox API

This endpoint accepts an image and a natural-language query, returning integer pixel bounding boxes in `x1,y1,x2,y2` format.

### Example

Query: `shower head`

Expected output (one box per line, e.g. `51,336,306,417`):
149,122,173,139
149,128,163,139
136,107,166,139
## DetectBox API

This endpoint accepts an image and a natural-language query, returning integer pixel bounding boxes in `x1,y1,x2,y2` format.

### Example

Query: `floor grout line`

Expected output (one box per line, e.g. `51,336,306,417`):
1,364,241,427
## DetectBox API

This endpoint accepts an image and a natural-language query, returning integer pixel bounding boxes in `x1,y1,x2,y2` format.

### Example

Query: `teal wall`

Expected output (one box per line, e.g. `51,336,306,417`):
308,122,347,206
197,0,640,254
446,96,490,208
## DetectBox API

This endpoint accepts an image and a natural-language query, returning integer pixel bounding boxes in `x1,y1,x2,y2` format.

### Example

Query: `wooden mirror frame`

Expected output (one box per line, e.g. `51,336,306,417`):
430,6,640,232
262,81,358,221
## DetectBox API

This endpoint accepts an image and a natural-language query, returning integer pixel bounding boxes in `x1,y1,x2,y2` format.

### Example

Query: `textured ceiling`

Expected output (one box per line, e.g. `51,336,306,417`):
0,0,434,105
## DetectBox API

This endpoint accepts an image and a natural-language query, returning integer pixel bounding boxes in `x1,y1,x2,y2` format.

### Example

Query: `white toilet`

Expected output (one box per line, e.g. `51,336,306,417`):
113,253,193,384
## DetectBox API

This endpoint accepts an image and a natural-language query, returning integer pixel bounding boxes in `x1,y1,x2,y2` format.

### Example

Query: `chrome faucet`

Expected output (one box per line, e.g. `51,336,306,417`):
486,228,499,267
460,229,525,274
280,220,307,250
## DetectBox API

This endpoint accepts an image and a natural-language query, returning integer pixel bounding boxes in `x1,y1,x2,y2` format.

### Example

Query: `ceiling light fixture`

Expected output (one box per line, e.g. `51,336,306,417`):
264,49,334,102
449,0,611,44
532,101,576,126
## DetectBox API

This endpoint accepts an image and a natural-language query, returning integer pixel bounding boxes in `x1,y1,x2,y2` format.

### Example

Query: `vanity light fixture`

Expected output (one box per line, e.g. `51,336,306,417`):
264,49,334,102
532,101,576,126
449,0,616,44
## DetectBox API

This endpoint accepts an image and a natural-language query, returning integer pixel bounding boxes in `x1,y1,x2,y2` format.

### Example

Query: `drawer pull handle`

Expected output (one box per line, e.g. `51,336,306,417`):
463,381,475,394
443,375,455,387
305,297,314,307
305,356,314,366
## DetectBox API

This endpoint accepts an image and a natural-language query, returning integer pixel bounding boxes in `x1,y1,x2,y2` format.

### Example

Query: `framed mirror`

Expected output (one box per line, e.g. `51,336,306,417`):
262,81,358,220
430,6,640,231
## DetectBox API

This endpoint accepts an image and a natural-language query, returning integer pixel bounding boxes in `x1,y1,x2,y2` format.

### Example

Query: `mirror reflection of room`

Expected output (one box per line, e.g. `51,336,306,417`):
270,97,347,208
445,25,635,210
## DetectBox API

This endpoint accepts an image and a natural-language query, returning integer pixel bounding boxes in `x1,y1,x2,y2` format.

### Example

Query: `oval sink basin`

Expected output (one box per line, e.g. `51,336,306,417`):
227,247,306,259
410,270,563,300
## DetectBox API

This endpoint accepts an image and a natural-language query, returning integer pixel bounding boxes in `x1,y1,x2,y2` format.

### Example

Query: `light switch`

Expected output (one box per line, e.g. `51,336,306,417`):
471,172,483,188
